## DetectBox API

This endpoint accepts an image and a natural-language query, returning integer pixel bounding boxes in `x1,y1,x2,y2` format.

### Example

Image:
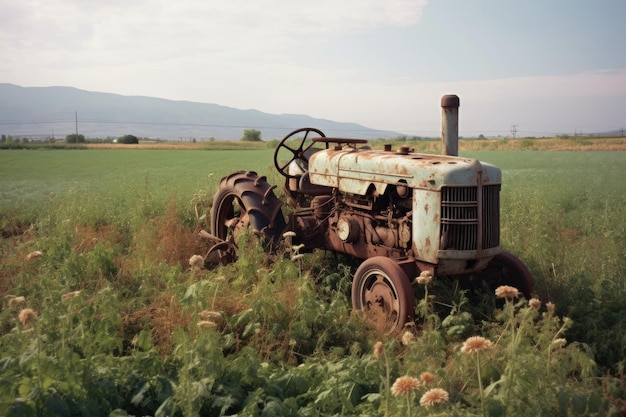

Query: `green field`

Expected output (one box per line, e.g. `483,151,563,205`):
0,149,277,211
0,148,624,416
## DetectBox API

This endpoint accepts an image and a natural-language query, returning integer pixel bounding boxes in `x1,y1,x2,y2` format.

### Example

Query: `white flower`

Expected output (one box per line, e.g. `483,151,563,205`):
26,251,43,261
415,271,433,285
189,254,204,268
402,330,415,346
291,243,305,252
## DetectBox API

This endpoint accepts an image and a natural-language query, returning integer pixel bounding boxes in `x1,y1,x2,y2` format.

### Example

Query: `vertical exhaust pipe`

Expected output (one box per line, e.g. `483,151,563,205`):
441,94,460,156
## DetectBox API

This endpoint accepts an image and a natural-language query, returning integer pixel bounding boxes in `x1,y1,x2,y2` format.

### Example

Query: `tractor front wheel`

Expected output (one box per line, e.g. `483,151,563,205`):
462,251,534,302
352,257,416,334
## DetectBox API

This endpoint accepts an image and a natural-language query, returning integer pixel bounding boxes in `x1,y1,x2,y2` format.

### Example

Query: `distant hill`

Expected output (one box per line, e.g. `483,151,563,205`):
0,83,400,141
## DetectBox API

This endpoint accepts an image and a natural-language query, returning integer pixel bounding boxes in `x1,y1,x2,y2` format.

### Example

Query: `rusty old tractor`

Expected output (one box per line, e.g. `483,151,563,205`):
201,95,533,333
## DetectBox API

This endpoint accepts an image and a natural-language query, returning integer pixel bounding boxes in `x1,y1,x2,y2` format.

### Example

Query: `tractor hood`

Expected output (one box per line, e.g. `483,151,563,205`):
308,146,501,196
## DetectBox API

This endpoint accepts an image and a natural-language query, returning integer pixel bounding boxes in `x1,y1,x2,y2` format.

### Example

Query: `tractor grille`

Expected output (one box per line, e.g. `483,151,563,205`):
440,185,500,251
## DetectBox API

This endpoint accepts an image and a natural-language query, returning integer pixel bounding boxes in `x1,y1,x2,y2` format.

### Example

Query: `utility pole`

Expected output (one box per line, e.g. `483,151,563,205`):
75,111,79,138
510,124,518,139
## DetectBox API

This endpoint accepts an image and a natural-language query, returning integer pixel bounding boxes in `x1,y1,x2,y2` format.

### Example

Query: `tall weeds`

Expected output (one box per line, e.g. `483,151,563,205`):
0,149,624,415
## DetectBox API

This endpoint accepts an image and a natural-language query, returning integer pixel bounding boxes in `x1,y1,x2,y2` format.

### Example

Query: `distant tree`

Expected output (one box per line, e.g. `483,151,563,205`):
66,133,85,143
118,134,139,144
241,129,262,142
0,134,5,143
478,134,485,139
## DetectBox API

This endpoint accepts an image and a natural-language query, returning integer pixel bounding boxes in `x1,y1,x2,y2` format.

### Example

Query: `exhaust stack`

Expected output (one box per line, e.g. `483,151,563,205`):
441,95,460,156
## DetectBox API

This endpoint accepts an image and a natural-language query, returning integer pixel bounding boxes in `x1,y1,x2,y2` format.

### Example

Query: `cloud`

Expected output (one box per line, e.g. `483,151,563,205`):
269,69,626,135
1,0,427,66
2,0,623,136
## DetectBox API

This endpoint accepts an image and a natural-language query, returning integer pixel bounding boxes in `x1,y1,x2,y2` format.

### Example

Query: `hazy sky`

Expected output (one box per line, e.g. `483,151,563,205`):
1,0,625,136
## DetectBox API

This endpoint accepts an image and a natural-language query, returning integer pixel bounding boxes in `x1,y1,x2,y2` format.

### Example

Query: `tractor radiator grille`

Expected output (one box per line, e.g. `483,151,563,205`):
440,185,500,251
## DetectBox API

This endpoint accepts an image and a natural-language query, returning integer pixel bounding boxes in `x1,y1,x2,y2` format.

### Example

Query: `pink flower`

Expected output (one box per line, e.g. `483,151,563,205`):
495,285,519,299
391,376,421,396
420,388,449,406
373,341,384,359
420,371,436,385
528,298,541,310
461,336,494,354
18,308,38,326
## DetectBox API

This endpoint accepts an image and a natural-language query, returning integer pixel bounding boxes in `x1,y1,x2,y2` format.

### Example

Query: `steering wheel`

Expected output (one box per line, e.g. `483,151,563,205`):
274,128,326,178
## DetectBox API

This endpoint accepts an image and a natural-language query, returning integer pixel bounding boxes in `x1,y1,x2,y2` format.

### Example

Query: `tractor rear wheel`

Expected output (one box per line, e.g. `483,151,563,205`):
352,257,415,334
210,171,286,263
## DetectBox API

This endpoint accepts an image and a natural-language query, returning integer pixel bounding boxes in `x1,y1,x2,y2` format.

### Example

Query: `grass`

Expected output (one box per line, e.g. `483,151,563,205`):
0,145,624,416
0,148,280,236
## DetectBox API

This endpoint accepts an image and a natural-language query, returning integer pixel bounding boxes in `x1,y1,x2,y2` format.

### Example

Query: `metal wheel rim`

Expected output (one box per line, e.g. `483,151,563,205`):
214,193,249,241
356,268,402,329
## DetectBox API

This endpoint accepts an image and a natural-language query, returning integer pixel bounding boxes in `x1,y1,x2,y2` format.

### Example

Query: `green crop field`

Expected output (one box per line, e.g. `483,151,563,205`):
0,148,624,416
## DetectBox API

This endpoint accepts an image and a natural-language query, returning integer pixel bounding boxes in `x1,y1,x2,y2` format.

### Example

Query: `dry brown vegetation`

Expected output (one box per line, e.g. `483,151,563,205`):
459,136,626,151
85,136,626,152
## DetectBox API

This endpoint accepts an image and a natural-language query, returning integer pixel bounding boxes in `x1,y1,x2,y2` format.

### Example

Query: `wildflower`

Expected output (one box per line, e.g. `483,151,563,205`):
402,330,415,346
461,336,494,354
62,290,81,300
8,296,26,308
419,371,436,385
291,254,305,262
415,271,433,285
291,243,305,252
373,341,384,359
551,338,567,349
420,388,449,407
390,376,421,396
198,310,222,320
18,308,38,326
528,297,541,310
546,301,555,314
495,285,519,299
196,320,217,329
26,250,43,261
189,255,204,268
282,231,296,238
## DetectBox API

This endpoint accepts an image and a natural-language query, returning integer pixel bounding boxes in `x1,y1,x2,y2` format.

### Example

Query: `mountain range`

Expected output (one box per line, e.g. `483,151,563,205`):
0,83,400,141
